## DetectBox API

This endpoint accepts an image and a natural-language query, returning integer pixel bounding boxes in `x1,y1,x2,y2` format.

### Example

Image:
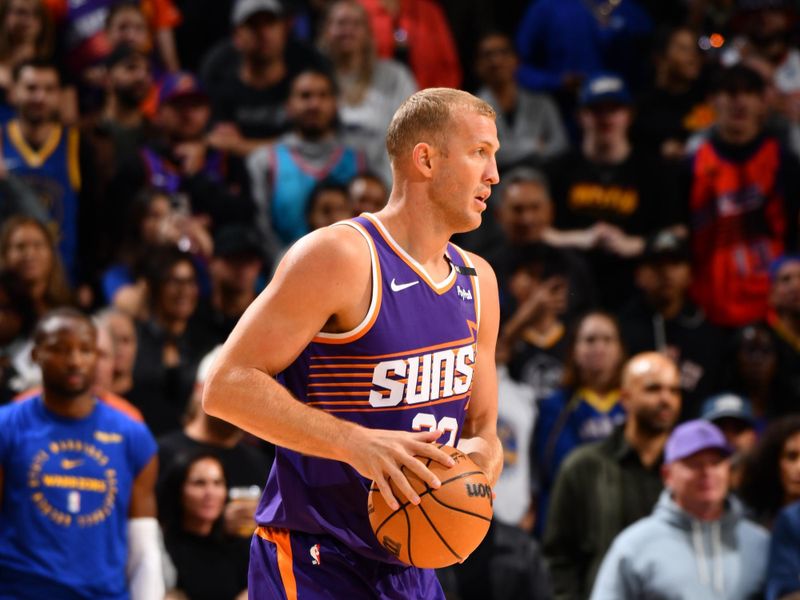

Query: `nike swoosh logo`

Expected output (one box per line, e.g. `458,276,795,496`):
61,459,84,470
390,278,419,292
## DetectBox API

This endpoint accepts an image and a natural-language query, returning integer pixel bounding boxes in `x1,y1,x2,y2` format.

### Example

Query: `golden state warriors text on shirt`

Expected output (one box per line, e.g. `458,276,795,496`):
0,396,156,599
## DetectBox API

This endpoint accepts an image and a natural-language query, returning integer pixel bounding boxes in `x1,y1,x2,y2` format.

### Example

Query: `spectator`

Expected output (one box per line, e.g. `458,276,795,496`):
0,0,55,121
45,0,181,82
158,449,249,600
0,308,162,598
318,0,416,187
482,167,596,316
500,243,571,403
247,68,364,248
2,59,98,284
769,255,800,413
111,71,252,235
0,215,73,316
543,352,681,599
357,0,462,89
158,346,274,540
90,43,153,203
306,180,355,232
0,269,37,404
701,392,759,491
632,25,710,160
515,0,651,121
193,224,268,343
767,499,800,600
546,73,680,309
96,307,138,398
127,248,216,436
493,337,538,532
103,188,213,310
591,420,769,600
475,31,568,171
347,170,388,214
201,0,329,154
740,415,800,527
618,228,726,416
686,63,800,328
726,322,782,419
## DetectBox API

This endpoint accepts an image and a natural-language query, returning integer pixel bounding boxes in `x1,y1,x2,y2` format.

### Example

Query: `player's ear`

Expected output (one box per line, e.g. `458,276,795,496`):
411,142,434,178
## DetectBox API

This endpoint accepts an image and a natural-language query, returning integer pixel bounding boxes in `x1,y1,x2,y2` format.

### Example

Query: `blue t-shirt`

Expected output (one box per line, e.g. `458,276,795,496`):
0,395,157,599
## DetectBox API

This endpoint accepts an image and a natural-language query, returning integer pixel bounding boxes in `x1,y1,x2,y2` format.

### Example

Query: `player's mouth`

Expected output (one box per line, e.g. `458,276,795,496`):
473,191,490,210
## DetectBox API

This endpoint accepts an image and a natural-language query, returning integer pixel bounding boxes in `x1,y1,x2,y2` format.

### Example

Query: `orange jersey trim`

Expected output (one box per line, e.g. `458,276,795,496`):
255,527,298,600
361,213,457,295
313,220,383,345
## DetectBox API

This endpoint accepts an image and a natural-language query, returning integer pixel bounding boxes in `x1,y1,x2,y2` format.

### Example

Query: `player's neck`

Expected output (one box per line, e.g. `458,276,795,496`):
42,390,96,419
374,202,452,279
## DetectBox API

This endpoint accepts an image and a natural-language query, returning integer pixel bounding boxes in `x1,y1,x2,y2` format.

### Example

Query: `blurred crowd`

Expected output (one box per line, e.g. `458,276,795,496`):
3,0,800,598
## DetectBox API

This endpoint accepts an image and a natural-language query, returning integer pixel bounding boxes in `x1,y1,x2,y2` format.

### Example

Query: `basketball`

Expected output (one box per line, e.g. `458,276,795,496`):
367,444,493,568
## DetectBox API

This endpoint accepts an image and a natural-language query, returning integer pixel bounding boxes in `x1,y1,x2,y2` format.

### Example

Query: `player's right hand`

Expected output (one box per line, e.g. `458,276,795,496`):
345,428,455,511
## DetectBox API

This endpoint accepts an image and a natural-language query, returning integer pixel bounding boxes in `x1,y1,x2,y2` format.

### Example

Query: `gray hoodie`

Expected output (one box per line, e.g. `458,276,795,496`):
591,490,769,600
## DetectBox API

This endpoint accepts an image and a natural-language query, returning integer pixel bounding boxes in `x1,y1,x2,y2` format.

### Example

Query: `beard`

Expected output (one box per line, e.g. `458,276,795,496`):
115,85,147,110
633,403,677,437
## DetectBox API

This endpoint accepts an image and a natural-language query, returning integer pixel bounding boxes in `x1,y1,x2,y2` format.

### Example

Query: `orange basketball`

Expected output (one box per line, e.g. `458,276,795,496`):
367,444,493,568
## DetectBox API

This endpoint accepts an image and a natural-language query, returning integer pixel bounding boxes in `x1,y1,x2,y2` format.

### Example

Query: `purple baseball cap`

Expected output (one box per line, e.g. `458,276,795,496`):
664,420,732,464
158,72,208,108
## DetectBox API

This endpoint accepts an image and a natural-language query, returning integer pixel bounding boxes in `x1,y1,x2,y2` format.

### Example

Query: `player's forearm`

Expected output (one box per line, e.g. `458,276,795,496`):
203,364,360,462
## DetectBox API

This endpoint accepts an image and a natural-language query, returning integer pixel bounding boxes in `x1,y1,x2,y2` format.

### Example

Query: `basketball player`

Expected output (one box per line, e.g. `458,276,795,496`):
0,309,163,599
203,88,503,598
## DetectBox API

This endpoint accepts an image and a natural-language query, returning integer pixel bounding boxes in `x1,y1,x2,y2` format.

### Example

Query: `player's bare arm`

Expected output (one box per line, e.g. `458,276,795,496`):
456,253,503,486
203,225,455,510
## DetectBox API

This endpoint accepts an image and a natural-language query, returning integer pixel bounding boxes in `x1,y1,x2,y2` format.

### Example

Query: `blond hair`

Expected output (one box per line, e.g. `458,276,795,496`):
385,88,495,163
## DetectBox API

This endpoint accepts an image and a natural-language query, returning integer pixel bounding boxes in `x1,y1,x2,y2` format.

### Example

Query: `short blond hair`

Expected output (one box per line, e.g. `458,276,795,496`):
385,88,496,163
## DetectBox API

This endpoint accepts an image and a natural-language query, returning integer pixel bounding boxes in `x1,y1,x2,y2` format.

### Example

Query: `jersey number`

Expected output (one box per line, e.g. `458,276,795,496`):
411,413,458,446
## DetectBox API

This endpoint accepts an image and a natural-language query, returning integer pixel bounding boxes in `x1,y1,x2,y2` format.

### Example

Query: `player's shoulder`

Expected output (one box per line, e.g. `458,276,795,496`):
279,220,373,279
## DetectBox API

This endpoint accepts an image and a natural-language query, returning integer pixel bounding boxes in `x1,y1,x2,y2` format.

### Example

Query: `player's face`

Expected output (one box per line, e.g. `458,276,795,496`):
182,457,228,525
157,260,199,322
4,223,53,284
781,432,800,502
13,66,60,125
497,181,553,243
287,72,338,139
34,317,98,398
665,449,730,511
430,112,499,233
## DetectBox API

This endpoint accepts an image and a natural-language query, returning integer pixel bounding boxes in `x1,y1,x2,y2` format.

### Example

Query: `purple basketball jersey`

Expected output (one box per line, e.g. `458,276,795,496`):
255,213,481,565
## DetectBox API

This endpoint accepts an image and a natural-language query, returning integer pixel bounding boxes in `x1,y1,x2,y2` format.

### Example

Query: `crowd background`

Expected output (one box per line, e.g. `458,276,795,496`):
3,0,800,598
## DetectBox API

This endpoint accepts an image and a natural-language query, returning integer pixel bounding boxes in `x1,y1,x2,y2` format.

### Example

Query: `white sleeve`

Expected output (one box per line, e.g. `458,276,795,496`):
128,517,165,600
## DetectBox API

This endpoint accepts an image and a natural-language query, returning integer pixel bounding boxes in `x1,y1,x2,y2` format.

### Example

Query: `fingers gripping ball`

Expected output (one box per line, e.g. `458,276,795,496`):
367,445,493,568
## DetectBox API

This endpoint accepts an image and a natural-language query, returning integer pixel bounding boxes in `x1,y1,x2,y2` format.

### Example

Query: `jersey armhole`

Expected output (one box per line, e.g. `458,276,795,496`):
450,244,481,332
312,220,382,344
